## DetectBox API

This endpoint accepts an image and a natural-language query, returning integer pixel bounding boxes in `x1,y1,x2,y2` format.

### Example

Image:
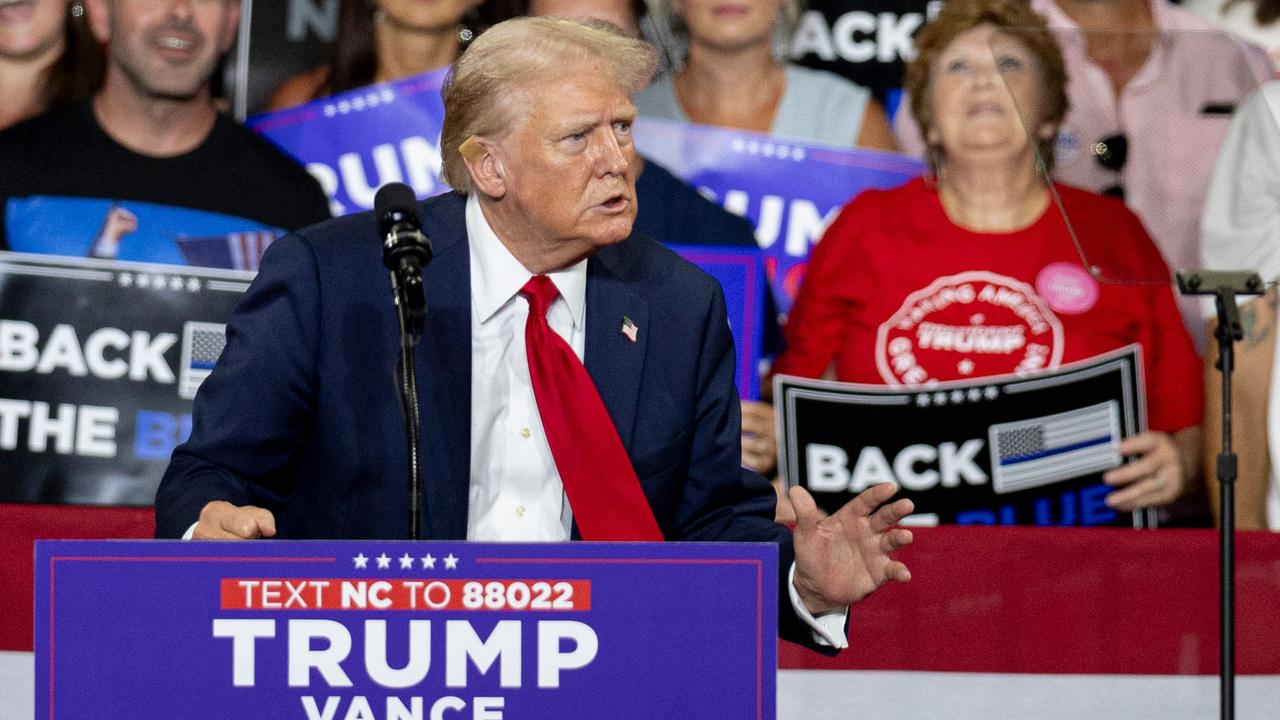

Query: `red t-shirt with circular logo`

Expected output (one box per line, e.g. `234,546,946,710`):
774,178,1202,433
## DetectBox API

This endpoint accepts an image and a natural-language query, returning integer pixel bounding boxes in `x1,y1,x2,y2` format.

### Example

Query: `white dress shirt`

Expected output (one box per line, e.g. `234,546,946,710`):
465,193,583,541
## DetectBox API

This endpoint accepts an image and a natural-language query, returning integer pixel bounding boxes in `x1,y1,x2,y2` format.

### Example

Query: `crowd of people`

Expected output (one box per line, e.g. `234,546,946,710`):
1,0,1278,533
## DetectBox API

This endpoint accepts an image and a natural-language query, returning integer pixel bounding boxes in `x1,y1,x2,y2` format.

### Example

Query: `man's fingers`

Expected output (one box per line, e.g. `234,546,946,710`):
788,485,822,527
195,501,276,540
880,527,913,553
868,497,915,534
842,481,901,519
191,524,245,540
248,506,278,538
884,560,912,584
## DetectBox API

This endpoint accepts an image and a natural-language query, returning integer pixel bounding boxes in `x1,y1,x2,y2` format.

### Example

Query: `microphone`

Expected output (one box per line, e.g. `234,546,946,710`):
374,183,431,540
376,182,433,274
375,183,432,328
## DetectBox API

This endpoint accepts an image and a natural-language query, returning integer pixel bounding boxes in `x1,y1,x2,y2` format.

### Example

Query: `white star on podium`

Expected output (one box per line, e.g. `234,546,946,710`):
398,553,414,569
353,553,369,569
444,553,459,570
376,553,391,569
421,554,436,569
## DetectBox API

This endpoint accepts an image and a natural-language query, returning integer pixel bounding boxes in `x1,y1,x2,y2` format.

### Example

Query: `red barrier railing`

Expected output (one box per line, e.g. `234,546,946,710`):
780,526,1280,675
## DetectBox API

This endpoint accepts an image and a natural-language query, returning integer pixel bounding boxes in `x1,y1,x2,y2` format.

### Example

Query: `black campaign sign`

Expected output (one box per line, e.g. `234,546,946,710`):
776,346,1153,528
0,252,250,505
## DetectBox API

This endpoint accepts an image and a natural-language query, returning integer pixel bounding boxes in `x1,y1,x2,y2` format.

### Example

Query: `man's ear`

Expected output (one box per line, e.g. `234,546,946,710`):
218,0,243,55
460,136,507,199
82,0,111,44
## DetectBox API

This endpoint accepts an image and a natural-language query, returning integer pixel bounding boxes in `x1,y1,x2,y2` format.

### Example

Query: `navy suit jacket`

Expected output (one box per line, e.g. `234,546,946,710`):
156,191,815,645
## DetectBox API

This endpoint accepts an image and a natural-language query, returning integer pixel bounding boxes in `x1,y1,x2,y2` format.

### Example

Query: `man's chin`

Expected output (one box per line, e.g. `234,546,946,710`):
595,217,636,247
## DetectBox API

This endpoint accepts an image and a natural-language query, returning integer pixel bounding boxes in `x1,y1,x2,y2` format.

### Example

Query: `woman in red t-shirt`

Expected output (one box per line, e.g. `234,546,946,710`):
774,0,1203,515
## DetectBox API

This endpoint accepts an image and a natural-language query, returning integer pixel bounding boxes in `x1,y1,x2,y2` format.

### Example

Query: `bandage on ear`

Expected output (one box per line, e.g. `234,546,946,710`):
458,136,485,161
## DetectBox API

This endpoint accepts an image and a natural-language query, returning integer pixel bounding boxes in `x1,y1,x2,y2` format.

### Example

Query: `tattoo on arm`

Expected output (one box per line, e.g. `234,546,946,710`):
1241,288,1277,350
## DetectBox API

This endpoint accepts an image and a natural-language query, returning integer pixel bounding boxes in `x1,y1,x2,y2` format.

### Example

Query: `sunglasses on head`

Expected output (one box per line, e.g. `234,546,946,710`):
1091,133,1127,200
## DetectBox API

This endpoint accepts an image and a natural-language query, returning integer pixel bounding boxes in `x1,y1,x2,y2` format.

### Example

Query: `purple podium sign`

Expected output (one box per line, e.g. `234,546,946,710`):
35,540,776,719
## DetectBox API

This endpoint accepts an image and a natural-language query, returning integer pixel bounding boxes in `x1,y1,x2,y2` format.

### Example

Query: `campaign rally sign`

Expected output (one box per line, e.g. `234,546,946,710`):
670,245,766,400
633,118,925,314
247,69,452,218
36,540,777,719
775,345,1153,528
0,252,249,505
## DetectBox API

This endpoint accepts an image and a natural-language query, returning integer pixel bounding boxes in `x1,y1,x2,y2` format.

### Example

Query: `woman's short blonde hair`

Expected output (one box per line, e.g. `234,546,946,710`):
440,17,658,193
903,0,1069,172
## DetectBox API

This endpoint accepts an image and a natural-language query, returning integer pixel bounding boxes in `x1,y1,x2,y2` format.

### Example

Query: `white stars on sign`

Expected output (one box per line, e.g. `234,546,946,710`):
730,137,806,161
322,88,398,119
346,550,459,571
914,384,1000,408
117,271,197,292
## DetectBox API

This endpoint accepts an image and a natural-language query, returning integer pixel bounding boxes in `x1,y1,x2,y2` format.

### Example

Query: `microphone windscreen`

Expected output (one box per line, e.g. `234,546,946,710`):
374,183,421,237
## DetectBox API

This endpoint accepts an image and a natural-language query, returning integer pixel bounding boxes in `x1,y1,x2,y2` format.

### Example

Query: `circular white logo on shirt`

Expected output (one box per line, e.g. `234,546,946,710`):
875,271,1065,386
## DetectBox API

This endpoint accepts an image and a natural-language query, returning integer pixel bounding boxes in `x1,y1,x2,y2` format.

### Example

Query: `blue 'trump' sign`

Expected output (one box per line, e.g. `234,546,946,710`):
36,540,776,719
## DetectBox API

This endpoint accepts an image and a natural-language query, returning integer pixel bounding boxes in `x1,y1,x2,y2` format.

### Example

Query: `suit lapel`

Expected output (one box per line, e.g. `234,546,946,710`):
584,247,648,452
417,193,472,539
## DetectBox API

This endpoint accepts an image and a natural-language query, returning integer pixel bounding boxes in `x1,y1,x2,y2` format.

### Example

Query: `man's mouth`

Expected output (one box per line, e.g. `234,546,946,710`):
599,195,629,212
159,37,194,50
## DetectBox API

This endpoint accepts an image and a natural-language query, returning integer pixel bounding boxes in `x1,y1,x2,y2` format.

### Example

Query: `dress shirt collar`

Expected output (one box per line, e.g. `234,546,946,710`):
465,193,587,328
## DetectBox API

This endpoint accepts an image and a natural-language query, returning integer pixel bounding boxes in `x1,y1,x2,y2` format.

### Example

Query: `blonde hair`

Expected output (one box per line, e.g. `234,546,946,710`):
904,0,1069,173
440,17,658,193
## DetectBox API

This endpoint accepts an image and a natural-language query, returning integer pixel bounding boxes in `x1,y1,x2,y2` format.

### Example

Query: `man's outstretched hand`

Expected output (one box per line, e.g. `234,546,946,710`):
790,482,914,615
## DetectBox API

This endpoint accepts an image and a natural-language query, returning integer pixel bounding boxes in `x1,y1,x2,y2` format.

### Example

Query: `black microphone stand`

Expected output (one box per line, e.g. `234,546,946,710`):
390,258,426,540
1176,269,1265,720
377,185,432,541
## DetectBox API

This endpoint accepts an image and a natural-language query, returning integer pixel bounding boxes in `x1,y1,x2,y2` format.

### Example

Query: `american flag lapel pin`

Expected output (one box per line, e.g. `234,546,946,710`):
621,316,638,343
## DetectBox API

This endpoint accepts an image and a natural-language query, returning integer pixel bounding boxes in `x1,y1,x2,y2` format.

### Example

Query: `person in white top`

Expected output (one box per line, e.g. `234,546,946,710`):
1200,81,1280,530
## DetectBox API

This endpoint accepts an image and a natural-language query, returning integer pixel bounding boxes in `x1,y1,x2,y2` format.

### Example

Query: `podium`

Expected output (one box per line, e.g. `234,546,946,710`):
35,540,776,719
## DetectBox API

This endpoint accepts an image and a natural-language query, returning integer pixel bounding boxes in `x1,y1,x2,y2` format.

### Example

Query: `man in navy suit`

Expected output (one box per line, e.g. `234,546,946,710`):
155,17,913,650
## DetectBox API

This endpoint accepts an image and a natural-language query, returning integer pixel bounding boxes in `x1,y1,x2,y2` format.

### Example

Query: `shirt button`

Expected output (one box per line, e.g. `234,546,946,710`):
515,505,526,518
521,427,531,439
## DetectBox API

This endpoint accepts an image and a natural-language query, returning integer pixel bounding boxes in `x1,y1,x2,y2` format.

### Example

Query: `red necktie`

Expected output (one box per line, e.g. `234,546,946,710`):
519,275,663,541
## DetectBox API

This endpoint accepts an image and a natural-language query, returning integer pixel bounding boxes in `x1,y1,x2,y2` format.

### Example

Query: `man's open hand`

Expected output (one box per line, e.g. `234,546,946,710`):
791,482,914,615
